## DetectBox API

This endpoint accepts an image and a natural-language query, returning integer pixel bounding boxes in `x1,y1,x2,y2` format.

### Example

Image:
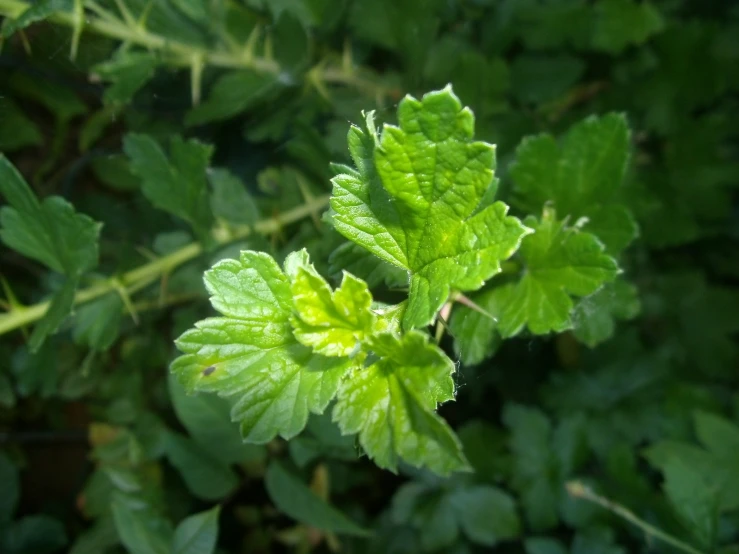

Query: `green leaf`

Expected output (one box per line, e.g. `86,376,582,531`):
28,277,78,352
572,280,641,347
172,506,220,554
111,496,172,554
272,13,310,70
328,241,407,289
694,411,739,460
0,452,19,523
0,155,100,275
592,0,665,54
450,486,521,546
2,0,72,37
69,518,119,554
662,457,719,549
525,537,568,554
123,134,214,240
643,411,739,511
168,374,264,465
330,86,529,330
503,406,585,531
265,461,369,536
186,71,282,126
0,99,43,152
497,210,620,337
288,411,357,467
504,404,558,531
73,292,124,351
92,52,158,105
0,515,68,554
333,331,469,475
171,251,352,442
164,431,239,501
510,113,636,254
392,481,519,550
8,72,87,122
510,54,585,104
208,169,259,226
289,252,382,356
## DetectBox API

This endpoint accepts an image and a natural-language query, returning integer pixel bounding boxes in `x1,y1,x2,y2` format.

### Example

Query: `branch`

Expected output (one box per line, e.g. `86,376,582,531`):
566,481,707,554
0,195,330,336
0,0,394,100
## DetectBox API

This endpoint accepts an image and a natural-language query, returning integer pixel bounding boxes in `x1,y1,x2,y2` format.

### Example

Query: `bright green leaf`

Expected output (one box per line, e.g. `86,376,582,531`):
328,241,407,289
333,331,469,475
330,86,530,330
172,506,220,554
289,252,381,356
171,251,352,442
123,134,214,241
497,210,620,337
510,113,636,254
265,461,369,536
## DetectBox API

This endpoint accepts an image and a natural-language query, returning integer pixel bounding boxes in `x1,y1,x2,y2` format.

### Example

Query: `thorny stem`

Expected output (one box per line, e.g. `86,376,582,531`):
566,481,707,554
0,195,330,336
0,0,394,101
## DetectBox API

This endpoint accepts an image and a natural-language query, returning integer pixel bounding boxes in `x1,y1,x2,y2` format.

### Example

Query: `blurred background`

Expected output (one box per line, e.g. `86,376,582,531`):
0,0,738,553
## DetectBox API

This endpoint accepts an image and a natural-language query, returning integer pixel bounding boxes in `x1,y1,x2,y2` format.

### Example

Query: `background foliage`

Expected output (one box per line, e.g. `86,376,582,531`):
0,0,738,553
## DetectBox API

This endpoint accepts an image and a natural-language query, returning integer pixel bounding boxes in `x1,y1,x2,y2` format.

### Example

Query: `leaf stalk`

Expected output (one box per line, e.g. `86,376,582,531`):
0,195,330,336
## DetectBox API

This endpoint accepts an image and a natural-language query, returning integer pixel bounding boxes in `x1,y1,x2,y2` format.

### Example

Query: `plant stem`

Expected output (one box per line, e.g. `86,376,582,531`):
566,481,707,554
0,195,330,337
0,0,392,99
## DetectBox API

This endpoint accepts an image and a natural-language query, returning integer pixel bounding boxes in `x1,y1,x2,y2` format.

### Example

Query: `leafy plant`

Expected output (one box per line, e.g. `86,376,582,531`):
1,0,738,553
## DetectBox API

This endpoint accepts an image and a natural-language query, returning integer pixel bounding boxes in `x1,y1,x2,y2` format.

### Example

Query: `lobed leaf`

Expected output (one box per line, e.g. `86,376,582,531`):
0,155,100,276
289,253,382,357
330,86,530,330
123,134,214,241
171,251,353,443
496,209,620,337
510,113,636,254
332,331,469,475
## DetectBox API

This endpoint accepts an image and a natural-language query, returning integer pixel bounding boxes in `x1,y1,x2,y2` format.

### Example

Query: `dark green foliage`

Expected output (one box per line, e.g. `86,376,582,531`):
0,0,737,553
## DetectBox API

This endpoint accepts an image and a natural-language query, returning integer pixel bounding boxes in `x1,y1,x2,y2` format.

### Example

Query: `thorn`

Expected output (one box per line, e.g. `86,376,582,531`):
453,293,497,322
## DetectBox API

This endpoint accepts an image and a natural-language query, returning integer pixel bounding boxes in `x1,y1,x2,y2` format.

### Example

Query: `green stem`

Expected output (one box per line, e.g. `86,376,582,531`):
0,0,392,99
0,195,330,336
566,481,707,554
